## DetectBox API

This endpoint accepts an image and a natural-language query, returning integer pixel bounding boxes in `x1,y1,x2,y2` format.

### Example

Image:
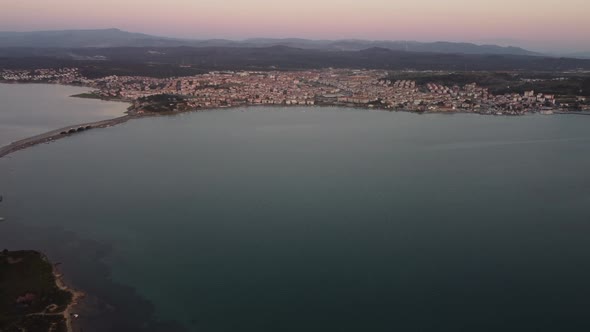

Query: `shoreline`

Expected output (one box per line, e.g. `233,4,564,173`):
0,105,454,158
0,115,135,158
51,259,85,332
0,81,587,159
1,80,589,330
0,250,83,332
0,101,584,160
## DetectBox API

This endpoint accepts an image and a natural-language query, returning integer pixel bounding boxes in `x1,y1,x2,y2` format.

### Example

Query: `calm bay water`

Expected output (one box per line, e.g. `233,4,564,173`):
0,83,128,146
1,105,590,331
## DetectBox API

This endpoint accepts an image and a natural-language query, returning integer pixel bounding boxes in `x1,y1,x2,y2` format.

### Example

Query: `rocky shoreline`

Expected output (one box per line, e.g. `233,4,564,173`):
0,250,81,332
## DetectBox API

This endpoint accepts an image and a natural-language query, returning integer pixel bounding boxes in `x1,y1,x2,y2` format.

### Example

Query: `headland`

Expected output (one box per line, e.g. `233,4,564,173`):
0,250,83,332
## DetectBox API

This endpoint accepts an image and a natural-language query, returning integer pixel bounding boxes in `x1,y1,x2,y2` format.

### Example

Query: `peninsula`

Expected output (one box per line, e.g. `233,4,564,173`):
3,67,589,116
0,250,82,332
1,67,589,158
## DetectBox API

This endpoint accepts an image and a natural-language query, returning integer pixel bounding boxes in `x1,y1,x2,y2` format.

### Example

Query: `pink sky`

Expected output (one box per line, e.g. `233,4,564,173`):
2,0,589,51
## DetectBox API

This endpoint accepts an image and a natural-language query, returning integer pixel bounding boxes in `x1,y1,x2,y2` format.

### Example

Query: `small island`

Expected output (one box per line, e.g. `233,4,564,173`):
0,250,81,332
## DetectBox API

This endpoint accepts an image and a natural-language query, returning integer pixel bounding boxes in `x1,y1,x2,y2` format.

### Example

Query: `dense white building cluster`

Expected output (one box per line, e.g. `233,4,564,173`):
0,68,84,83
1,67,584,114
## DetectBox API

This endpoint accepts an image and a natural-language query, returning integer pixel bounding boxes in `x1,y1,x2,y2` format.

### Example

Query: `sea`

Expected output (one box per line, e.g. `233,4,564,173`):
1,84,590,331
0,83,127,146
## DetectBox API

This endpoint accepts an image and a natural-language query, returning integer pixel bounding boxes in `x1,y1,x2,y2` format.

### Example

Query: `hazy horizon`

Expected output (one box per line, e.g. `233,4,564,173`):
2,0,590,53
1,27,587,55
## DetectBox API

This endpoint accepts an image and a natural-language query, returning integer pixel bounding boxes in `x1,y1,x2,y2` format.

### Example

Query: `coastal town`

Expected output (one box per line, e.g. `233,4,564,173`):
1,67,589,115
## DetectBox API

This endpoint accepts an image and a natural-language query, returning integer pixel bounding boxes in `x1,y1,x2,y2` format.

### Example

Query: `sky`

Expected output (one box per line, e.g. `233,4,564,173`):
1,0,589,52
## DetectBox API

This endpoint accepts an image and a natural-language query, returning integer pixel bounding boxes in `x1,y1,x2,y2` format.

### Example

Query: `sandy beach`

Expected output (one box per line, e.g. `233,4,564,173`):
53,265,86,332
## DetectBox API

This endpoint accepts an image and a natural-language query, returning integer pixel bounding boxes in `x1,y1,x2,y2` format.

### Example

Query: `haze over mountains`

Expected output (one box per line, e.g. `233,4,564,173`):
0,28,544,57
2,28,590,74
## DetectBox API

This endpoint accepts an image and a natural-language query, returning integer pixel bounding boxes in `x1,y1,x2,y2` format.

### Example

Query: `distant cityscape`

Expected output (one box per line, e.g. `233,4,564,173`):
2,68,589,116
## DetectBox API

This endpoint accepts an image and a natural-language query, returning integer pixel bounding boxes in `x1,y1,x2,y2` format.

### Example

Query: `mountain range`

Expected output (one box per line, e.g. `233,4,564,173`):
0,28,542,56
2,44,590,74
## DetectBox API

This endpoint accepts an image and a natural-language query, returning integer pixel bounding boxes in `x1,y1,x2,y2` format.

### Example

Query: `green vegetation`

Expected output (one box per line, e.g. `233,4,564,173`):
70,92,102,99
79,63,207,79
0,250,72,332
387,71,590,97
3,46,590,77
135,94,188,113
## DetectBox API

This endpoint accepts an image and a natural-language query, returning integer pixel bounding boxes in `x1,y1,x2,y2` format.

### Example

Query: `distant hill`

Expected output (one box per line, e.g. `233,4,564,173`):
237,39,540,56
2,46,590,74
567,52,590,59
0,28,540,56
0,28,185,48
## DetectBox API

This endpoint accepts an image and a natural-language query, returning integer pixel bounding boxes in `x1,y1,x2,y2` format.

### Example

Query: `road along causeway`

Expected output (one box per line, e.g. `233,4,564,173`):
0,115,133,158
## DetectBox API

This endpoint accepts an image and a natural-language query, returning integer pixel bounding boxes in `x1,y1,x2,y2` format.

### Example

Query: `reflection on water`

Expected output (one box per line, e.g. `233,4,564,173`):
0,83,128,146
2,107,590,331
0,220,186,332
